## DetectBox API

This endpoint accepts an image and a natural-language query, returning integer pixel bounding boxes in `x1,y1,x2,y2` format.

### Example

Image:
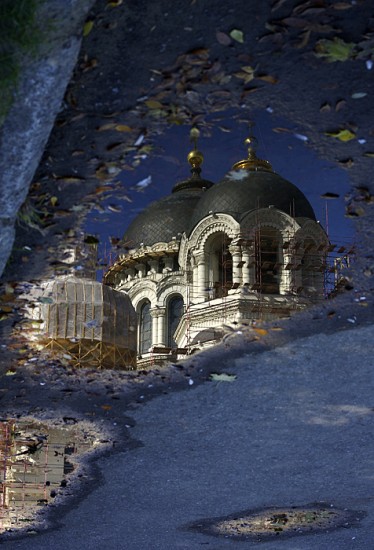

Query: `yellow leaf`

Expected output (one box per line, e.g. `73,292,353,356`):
325,129,356,142
253,328,268,336
114,124,133,132
107,0,123,6
97,123,116,131
83,20,94,37
50,196,58,207
145,99,164,109
230,29,244,43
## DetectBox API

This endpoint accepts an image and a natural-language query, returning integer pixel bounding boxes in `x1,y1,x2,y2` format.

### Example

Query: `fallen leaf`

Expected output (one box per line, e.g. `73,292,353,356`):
145,99,164,109
50,196,58,207
114,124,133,132
320,102,331,113
107,0,123,6
330,2,352,9
335,99,346,111
101,405,112,411
83,20,94,37
257,74,278,84
321,192,340,199
325,129,356,141
314,37,356,62
271,0,288,11
351,92,367,99
210,373,237,382
230,29,244,43
294,29,311,49
363,152,374,158
253,328,268,336
216,30,231,45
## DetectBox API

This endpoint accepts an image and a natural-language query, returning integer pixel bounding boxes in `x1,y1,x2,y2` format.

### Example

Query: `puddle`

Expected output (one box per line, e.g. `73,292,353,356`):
0,417,105,535
185,503,366,542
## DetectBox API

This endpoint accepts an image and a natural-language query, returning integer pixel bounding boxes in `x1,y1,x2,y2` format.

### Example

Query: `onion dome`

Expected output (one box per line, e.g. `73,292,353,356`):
189,133,315,233
123,131,214,250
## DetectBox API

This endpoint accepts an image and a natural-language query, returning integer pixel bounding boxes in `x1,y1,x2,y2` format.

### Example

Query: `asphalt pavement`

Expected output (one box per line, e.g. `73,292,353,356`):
2,324,374,549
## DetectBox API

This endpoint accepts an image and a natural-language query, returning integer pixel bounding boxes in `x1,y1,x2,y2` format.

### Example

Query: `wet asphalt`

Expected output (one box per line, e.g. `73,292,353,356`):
2,323,374,550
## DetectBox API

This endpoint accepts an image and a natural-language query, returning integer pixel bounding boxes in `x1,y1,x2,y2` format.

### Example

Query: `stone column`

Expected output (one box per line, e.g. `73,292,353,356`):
157,307,166,346
193,250,206,302
135,263,146,279
229,244,242,286
162,256,174,273
150,308,159,347
148,259,159,275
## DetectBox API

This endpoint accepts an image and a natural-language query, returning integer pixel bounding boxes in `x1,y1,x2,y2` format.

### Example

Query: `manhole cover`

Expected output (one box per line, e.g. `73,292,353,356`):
185,503,365,542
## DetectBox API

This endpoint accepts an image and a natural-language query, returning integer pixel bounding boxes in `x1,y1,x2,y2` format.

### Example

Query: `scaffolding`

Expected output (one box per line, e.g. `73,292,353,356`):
33,276,137,369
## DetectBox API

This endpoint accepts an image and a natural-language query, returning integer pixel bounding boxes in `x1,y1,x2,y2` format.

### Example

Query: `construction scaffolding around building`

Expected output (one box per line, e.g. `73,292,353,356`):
27,276,137,369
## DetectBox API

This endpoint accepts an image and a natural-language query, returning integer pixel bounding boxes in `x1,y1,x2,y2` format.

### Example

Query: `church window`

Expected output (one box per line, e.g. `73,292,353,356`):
139,301,152,354
167,295,184,347
255,227,280,294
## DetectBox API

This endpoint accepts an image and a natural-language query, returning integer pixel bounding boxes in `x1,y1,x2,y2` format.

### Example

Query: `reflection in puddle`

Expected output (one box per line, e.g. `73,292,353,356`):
0,418,101,534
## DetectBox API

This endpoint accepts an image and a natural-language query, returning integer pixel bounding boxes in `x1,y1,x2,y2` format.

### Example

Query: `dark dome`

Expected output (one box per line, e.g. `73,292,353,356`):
123,175,214,249
189,169,315,233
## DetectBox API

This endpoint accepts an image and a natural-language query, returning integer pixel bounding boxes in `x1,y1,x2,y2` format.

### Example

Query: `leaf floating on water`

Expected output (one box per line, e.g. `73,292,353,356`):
210,373,237,382
335,99,346,111
253,328,268,336
351,92,367,99
83,20,94,37
145,99,164,109
135,175,152,189
216,31,231,46
230,29,244,43
320,102,331,113
50,196,58,207
257,74,278,84
325,129,356,141
271,0,288,11
114,124,133,132
321,192,340,199
331,2,352,9
314,37,355,62
363,152,374,158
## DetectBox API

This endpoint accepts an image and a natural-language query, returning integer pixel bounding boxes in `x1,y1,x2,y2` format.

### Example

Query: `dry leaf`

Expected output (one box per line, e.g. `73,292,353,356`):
363,152,374,158
294,29,311,49
271,0,288,11
107,0,123,6
145,99,164,109
320,102,331,113
331,2,352,9
335,99,346,111
50,196,58,207
253,328,268,336
216,31,231,46
257,74,278,84
210,373,237,382
114,124,133,132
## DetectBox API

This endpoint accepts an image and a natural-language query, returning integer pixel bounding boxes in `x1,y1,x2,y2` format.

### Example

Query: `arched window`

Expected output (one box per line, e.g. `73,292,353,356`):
206,233,232,298
255,227,281,294
139,301,152,354
167,295,184,347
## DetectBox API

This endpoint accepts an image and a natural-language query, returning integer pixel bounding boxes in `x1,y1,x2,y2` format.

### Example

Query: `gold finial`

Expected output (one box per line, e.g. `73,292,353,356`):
232,123,273,172
187,126,204,172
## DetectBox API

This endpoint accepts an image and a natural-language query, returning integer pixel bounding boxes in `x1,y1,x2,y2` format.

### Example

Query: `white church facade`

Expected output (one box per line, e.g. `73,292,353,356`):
104,133,329,366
